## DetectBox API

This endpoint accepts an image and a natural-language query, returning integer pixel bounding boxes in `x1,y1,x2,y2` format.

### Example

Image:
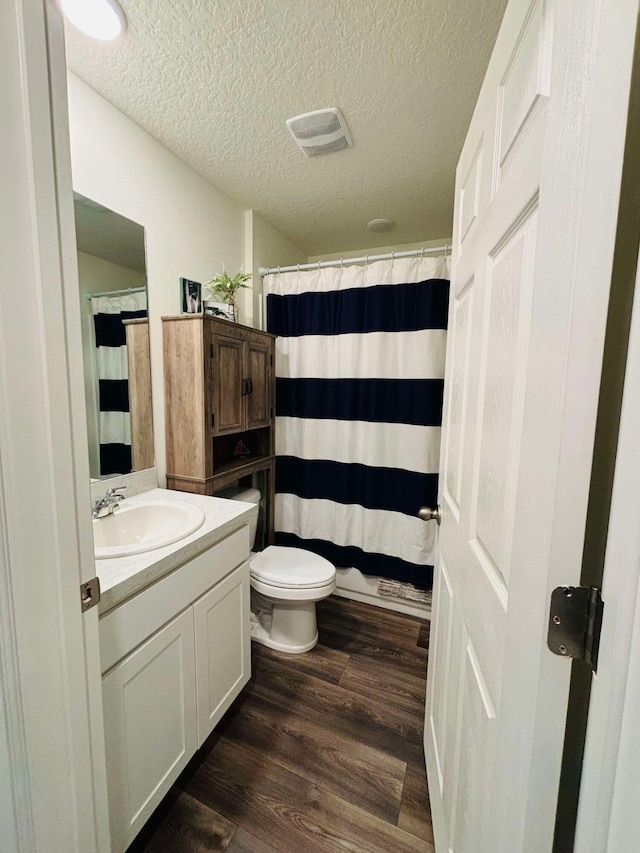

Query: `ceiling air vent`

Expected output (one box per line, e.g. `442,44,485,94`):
286,108,352,158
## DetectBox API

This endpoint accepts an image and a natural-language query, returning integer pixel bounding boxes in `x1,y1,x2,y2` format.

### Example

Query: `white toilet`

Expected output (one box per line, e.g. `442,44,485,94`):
224,487,336,654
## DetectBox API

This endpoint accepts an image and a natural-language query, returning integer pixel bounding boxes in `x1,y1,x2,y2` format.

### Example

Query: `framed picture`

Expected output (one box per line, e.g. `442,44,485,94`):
181,278,202,314
204,301,235,321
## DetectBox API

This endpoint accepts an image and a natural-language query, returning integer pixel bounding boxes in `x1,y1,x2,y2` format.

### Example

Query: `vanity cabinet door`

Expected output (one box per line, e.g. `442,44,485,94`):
194,562,251,746
102,609,197,853
212,334,244,435
245,338,273,430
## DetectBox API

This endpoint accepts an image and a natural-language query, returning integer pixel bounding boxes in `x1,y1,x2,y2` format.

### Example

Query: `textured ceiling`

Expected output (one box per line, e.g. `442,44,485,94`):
64,0,507,256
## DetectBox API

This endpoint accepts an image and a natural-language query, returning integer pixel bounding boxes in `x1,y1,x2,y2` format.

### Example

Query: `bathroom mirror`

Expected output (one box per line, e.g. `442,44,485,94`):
74,193,154,480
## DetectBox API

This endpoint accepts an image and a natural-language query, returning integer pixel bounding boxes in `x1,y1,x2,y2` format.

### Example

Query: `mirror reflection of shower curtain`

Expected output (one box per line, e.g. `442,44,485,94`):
266,255,450,590
91,291,147,476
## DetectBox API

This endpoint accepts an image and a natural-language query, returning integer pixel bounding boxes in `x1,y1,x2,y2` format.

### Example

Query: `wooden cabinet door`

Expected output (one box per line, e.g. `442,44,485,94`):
193,562,251,746
245,339,272,430
102,610,197,853
212,334,244,434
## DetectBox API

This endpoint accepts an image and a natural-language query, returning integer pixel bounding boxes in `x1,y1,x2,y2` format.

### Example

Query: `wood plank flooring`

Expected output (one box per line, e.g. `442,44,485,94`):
127,596,433,853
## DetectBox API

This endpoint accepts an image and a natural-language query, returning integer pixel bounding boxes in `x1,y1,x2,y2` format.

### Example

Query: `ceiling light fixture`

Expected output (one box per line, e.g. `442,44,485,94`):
367,218,395,233
60,0,127,41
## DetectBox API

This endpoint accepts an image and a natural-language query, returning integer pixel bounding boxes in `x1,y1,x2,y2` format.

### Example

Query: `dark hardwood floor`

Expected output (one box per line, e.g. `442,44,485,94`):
127,595,434,853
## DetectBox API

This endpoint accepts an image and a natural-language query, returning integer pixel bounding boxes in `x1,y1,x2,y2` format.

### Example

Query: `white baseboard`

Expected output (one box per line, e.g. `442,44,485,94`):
334,567,431,620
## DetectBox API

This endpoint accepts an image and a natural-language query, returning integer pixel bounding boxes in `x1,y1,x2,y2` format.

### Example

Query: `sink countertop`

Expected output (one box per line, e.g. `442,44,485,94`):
96,488,257,614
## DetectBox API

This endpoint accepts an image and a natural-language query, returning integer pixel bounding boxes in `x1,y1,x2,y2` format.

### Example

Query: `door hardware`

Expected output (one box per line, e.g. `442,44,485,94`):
547,586,603,671
80,577,101,613
418,505,441,525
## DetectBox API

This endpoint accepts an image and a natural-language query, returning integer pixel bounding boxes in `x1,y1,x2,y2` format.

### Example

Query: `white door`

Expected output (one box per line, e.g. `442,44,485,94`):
424,0,639,851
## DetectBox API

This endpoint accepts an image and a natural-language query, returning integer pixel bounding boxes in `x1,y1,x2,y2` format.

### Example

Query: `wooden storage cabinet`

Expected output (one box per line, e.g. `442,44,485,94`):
163,315,276,540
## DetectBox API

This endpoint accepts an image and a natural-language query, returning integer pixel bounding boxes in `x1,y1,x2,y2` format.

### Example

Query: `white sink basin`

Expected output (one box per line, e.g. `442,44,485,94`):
93,500,205,559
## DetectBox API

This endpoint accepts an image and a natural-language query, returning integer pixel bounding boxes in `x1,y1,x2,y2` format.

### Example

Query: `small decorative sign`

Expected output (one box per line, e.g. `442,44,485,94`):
204,301,235,321
180,278,202,314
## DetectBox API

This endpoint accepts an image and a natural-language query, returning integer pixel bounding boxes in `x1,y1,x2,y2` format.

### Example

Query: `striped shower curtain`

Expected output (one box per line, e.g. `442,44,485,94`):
91,291,147,476
266,255,449,589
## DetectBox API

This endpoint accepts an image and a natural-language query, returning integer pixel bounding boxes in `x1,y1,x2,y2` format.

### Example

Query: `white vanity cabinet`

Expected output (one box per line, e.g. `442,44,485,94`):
99,525,251,853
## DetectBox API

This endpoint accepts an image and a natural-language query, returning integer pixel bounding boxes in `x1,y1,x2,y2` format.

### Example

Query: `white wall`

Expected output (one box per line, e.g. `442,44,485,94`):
308,236,450,263
245,210,306,329
68,72,246,483
77,251,146,479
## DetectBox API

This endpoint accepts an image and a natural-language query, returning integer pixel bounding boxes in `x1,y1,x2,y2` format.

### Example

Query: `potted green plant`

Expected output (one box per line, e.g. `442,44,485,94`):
205,268,252,323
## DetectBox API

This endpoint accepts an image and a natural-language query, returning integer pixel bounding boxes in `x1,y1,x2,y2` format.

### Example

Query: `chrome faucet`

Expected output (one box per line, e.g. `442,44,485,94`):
92,486,127,519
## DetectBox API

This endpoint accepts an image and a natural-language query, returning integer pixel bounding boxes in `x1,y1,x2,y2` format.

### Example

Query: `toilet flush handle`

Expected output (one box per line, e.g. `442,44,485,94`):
418,505,441,525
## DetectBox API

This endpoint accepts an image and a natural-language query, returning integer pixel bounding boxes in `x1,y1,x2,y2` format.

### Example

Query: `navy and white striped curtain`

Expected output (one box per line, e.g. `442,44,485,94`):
91,291,147,476
266,255,450,589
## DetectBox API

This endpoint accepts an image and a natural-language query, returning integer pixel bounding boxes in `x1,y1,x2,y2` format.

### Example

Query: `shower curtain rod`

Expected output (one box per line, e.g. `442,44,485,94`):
258,245,450,277
86,285,146,300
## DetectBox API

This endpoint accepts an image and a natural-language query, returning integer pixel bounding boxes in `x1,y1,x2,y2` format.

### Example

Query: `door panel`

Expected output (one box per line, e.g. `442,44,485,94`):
245,340,272,430
473,207,537,588
495,0,551,188
194,563,251,745
443,278,474,519
213,335,244,434
459,144,483,248
450,636,498,853
102,610,197,853
427,559,461,818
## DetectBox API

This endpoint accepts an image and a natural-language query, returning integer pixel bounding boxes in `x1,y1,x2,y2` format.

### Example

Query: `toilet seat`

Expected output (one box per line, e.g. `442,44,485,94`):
249,545,335,589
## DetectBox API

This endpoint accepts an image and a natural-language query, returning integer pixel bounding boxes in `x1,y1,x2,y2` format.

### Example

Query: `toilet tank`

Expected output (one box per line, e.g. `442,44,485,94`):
216,486,261,548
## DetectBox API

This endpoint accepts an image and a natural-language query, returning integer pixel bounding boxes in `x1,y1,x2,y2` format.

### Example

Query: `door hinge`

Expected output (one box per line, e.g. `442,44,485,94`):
547,586,604,671
211,413,215,427
270,354,273,366
210,343,214,358
80,577,101,613
270,407,274,419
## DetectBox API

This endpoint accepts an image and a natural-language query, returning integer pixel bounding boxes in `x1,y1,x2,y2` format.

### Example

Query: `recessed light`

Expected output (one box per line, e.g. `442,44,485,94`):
61,0,127,41
367,218,395,233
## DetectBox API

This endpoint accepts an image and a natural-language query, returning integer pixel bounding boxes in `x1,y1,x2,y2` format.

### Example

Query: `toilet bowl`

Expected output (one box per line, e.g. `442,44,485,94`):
219,486,336,653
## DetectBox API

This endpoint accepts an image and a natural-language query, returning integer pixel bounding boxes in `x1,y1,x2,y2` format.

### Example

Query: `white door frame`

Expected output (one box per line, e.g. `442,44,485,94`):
574,191,640,852
0,0,109,850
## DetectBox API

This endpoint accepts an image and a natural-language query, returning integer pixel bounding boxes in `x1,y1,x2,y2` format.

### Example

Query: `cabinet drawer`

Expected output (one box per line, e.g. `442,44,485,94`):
100,525,249,673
